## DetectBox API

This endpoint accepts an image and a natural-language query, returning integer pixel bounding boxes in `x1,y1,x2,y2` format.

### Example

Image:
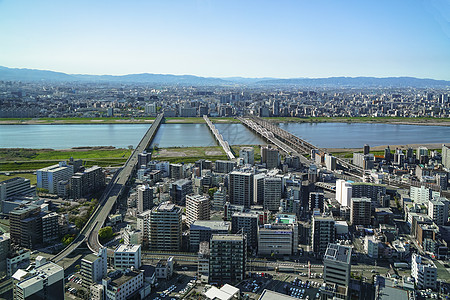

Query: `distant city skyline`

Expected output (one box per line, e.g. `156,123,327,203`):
1,0,450,80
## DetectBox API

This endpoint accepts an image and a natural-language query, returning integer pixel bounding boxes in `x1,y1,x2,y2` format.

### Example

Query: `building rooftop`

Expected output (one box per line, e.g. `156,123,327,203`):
10,204,39,215
190,220,230,231
156,201,177,212
211,234,244,242
115,244,141,253
109,270,141,287
323,243,352,264
82,253,100,263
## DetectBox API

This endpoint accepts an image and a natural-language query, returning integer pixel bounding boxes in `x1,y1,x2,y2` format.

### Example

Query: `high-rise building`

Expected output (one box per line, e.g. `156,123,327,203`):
9,205,42,249
114,244,142,270
253,173,266,205
309,192,325,212
335,179,352,207
443,144,450,169
186,195,210,225
209,234,246,283
137,185,154,213
37,161,74,194
351,183,386,204
350,197,372,226
169,163,184,180
311,215,335,257
81,248,108,289
0,177,35,201
323,243,352,287
42,212,59,244
138,151,152,167
428,197,449,226
70,165,105,199
411,253,437,289
353,153,374,170
189,220,231,252
0,234,11,276
148,202,182,251
363,144,370,155
239,147,255,165
170,179,192,206
214,160,235,174
410,186,439,204
261,145,280,169
229,171,253,208
263,177,282,211
212,185,226,210
14,262,64,300
137,210,151,249
231,212,259,250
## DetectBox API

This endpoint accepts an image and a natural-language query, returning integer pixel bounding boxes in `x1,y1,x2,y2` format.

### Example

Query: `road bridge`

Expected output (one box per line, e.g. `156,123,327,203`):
51,113,164,264
203,115,235,160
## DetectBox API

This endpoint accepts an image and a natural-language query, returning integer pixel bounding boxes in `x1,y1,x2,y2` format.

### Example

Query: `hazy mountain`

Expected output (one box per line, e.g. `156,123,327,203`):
255,76,450,88
0,66,449,87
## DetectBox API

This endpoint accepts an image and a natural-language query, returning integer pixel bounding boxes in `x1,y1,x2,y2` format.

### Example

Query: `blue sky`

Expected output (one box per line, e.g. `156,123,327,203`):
1,0,449,79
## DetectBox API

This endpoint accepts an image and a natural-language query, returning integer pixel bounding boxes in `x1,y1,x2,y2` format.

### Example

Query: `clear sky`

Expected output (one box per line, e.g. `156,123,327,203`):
1,0,449,79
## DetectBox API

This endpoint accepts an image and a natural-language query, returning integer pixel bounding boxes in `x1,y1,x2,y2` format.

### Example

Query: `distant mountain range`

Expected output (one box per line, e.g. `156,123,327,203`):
0,66,449,87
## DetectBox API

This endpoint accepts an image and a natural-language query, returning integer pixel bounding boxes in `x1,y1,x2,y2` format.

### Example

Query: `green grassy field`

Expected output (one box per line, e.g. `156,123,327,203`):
151,146,228,163
0,148,132,171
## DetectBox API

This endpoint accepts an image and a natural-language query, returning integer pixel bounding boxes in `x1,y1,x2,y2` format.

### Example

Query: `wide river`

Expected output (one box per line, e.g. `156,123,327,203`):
0,123,449,149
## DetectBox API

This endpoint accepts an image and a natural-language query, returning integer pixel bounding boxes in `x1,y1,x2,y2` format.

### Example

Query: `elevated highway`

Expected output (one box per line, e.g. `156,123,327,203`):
51,113,164,263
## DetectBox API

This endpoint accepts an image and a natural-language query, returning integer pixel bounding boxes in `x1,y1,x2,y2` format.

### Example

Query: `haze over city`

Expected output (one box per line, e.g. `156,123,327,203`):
1,0,450,79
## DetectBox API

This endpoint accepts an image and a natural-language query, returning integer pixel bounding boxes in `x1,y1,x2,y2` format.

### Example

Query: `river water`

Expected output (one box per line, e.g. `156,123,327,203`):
0,123,449,149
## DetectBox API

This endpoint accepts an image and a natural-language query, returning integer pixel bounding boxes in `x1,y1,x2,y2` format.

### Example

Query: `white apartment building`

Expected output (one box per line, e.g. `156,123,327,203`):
37,162,74,194
102,269,144,300
81,248,107,289
364,235,381,258
114,244,142,270
411,253,437,289
335,179,352,207
428,197,449,226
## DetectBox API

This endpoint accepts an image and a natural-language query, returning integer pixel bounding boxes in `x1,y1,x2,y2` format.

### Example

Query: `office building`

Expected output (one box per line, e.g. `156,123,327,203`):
335,179,352,207
231,212,259,250
263,176,282,211
214,160,235,174
14,262,64,300
258,224,296,256
186,195,210,225
81,248,108,289
114,244,141,270
189,220,231,252
209,234,246,284
428,197,449,225
350,197,372,226
311,215,335,257
353,153,374,170
411,253,437,289
148,202,182,251
37,161,74,194
261,145,280,169
137,185,154,213
309,192,325,212
323,243,352,287
102,269,144,300
229,171,253,208
9,205,42,249
0,177,35,201
239,147,255,165
170,179,192,206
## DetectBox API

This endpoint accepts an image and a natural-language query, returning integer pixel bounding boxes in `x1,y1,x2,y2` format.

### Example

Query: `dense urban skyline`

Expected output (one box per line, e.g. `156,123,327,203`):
1,0,450,80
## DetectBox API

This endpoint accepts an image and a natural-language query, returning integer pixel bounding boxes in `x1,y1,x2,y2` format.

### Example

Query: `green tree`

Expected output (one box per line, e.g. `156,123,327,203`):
62,234,75,246
208,187,218,199
98,226,114,241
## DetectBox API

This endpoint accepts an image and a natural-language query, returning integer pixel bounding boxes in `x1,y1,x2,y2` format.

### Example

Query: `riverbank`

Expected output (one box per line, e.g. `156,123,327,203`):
1,116,450,126
0,117,239,125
